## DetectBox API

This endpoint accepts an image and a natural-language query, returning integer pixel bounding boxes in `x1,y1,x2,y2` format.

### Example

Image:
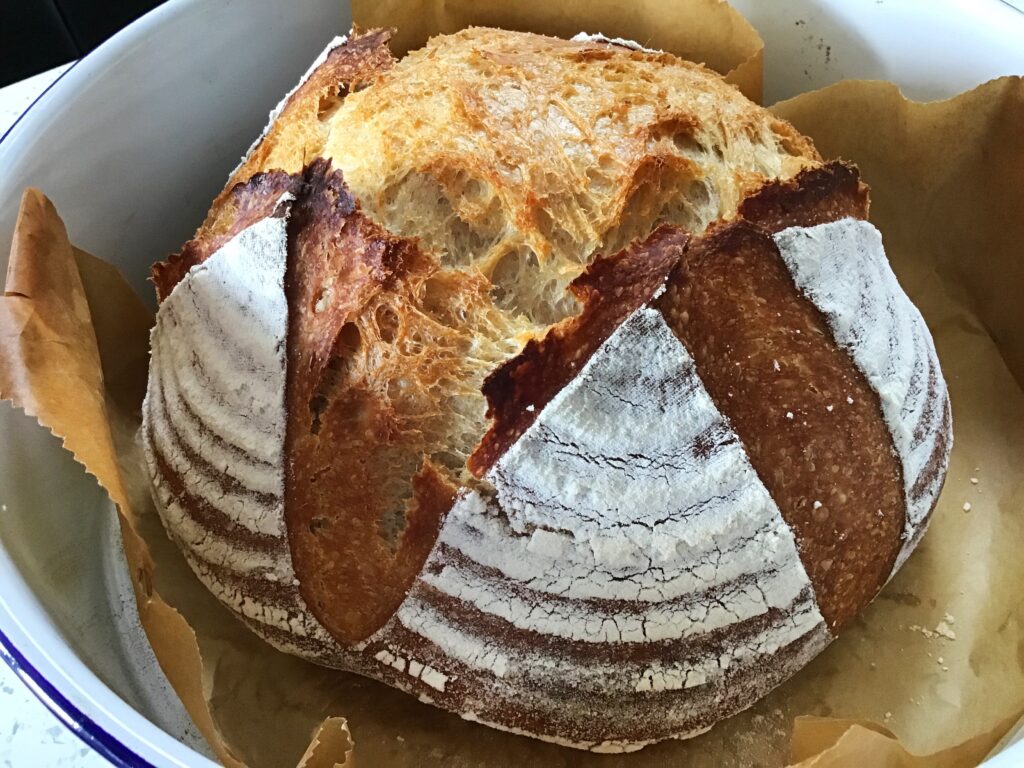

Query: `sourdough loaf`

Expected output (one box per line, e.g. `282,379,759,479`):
142,28,951,751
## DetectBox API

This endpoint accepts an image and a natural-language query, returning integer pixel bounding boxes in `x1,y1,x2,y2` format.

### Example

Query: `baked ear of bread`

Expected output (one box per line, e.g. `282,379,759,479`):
143,28,951,750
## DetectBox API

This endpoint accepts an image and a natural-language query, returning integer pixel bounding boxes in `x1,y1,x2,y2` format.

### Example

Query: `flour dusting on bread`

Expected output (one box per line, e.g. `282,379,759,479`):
773,220,951,569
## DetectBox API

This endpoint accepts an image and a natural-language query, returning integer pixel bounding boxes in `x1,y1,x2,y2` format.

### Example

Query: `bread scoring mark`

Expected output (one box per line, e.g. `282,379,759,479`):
143,199,342,651
151,29,397,303
658,217,907,630
152,171,300,301
282,158,497,643
469,226,687,476
772,219,952,571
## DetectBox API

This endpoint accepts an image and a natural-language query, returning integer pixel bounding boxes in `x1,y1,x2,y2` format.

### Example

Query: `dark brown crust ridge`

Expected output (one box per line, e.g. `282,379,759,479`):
657,163,905,630
738,160,869,230
150,28,396,303
468,225,688,476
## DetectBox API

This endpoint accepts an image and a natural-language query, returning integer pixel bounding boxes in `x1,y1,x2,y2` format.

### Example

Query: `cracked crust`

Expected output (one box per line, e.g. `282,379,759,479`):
151,28,395,301
151,170,299,301
282,159,460,642
657,215,904,630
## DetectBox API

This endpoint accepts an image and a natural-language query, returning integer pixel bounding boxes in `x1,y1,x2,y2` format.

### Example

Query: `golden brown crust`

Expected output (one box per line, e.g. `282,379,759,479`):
320,27,821,325
282,159,450,642
221,27,394,201
468,225,687,476
151,28,395,303
657,165,904,629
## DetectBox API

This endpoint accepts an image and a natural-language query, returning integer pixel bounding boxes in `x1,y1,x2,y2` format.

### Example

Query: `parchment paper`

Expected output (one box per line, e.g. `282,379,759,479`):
1,2,1023,766
351,0,763,101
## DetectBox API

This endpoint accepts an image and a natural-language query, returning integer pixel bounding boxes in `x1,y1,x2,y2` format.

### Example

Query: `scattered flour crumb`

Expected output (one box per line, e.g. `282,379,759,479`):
813,501,823,509
962,502,972,512
525,404,535,413
826,404,834,412
970,477,979,484
786,411,794,420
943,613,955,625
909,620,957,641
846,395,855,404
884,711,893,720
773,359,781,371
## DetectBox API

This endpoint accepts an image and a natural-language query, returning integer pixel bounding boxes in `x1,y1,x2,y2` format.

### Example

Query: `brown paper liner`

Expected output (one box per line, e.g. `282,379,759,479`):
1,4,1023,767
351,0,764,102
0,191,247,768
789,711,1024,768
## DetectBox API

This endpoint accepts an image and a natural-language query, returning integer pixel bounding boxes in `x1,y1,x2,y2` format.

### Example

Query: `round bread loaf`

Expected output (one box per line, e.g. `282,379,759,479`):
143,28,951,751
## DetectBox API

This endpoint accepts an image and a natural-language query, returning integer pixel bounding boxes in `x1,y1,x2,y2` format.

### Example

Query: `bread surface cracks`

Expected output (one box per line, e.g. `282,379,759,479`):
282,160,533,644
169,28,822,643
322,28,819,327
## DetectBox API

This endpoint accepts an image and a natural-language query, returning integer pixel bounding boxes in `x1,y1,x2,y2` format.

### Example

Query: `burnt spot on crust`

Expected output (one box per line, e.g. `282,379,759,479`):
468,225,689,477
739,160,869,231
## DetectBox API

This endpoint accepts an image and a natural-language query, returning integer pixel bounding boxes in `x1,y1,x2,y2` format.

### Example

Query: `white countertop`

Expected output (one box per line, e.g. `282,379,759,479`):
1,61,109,768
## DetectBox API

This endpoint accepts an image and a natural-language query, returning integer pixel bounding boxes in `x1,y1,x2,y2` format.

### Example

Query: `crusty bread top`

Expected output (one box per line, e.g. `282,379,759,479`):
177,28,819,320
657,167,902,629
323,27,819,325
